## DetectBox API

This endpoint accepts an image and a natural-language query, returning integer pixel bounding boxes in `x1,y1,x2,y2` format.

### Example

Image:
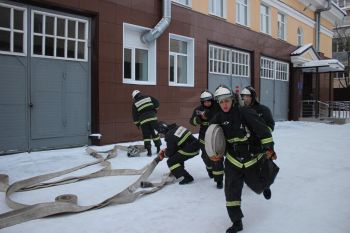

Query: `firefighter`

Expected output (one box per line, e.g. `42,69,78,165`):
157,121,200,185
240,86,275,199
211,86,277,233
132,90,161,156
240,86,275,132
190,90,224,189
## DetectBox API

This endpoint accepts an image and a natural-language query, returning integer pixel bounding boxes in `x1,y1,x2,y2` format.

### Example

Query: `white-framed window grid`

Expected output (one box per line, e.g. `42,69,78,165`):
297,27,304,46
0,3,26,56
209,44,250,78
261,57,289,82
232,49,249,77
172,0,191,7
123,23,156,85
277,12,286,40
260,3,270,35
209,45,231,75
236,0,248,26
169,33,194,87
31,10,88,62
209,0,226,18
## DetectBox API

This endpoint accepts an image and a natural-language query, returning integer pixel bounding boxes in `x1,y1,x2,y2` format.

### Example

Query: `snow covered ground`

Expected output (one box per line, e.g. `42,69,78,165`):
0,121,350,233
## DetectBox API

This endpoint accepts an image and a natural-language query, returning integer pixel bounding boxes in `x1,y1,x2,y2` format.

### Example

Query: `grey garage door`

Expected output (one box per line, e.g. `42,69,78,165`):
208,44,251,94
260,57,289,121
0,1,91,154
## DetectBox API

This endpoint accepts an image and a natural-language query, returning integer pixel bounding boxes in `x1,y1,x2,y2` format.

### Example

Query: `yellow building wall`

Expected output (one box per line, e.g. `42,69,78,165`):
189,0,334,57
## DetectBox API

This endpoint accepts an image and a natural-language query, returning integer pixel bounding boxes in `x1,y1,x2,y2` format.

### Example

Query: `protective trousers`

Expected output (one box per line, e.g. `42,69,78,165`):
167,141,199,179
140,120,161,150
199,141,224,182
224,155,266,223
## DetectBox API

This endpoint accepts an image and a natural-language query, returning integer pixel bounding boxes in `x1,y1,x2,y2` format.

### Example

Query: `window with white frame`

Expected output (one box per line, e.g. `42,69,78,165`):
0,3,26,55
123,23,156,85
31,11,88,61
209,0,225,18
169,34,194,86
277,12,286,40
297,27,304,46
209,45,231,75
209,44,250,78
260,4,270,34
232,49,249,77
261,57,289,81
172,0,191,7
236,0,248,26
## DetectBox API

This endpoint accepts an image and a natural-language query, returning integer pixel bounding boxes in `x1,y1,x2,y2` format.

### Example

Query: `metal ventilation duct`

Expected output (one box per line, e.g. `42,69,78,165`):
141,0,171,44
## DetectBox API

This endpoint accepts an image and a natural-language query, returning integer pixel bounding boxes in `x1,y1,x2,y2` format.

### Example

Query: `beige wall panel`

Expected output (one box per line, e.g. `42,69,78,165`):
280,0,315,19
227,0,235,23
251,0,260,32
320,32,332,57
192,0,209,15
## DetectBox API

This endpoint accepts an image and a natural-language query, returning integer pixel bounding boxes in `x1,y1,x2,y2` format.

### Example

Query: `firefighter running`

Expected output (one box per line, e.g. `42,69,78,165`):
132,90,161,156
157,121,200,185
211,85,278,233
190,90,224,189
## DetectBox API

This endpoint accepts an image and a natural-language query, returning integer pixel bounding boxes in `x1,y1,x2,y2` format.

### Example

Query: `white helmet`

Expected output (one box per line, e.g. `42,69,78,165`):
214,86,233,102
240,88,251,96
200,90,214,102
132,90,140,99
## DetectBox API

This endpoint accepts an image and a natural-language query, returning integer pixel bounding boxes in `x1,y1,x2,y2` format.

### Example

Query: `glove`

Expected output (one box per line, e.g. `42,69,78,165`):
158,149,166,161
209,154,222,162
265,148,277,160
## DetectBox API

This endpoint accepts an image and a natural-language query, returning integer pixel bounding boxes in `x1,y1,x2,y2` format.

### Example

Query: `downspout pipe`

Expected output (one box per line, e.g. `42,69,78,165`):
315,0,331,52
142,0,171,44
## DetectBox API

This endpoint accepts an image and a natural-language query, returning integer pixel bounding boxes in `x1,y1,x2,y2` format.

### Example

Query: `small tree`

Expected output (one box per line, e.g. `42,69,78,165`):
334,24,350,88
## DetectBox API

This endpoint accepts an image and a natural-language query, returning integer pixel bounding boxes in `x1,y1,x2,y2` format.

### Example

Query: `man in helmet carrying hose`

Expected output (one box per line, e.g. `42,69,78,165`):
209,85,278,233
190,90,223,189
157,121,200,185
131,90,161,156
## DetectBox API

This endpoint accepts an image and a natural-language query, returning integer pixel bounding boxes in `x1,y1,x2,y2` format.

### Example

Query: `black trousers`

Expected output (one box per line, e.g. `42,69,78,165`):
167,141,199,178
224,156,276,222
199,141,224,182
140,120,161,149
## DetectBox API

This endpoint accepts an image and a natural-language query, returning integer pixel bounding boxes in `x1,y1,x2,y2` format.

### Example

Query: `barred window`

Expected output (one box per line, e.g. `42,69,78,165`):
232,49,249,77
261,57,289,81
31,10,88,61
0,3,26,55
209,45,231,75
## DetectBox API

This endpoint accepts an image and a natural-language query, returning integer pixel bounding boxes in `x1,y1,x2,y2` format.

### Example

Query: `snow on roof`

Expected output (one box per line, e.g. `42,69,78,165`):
291,43,314,56
302,59,345,72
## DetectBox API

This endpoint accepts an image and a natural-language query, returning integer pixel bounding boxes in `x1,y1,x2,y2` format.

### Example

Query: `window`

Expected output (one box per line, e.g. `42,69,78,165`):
232,49,250,77
277,13,286,40
123,23,156,85
209,0,225,18
261,57,289,81
172,0,191,7
0,3,26,55
209,45,231,75
260,4,270,34
31,10,88,61
297,27,304,46
169,34,194,86
236,0,248,26
209,44,250,78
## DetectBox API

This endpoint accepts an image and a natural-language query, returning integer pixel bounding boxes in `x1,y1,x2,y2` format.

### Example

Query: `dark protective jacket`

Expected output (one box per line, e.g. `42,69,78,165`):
211,104,274,159
189,101,220,141
132,93,159,126
251,102,275,131
164,124,199,158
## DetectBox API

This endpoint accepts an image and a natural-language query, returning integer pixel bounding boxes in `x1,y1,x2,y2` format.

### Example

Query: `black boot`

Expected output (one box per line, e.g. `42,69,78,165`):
216,180,223,189
156,145,161,154
226,219,243,233
263,188,271,200
179,174,194,185
147,148,152,156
